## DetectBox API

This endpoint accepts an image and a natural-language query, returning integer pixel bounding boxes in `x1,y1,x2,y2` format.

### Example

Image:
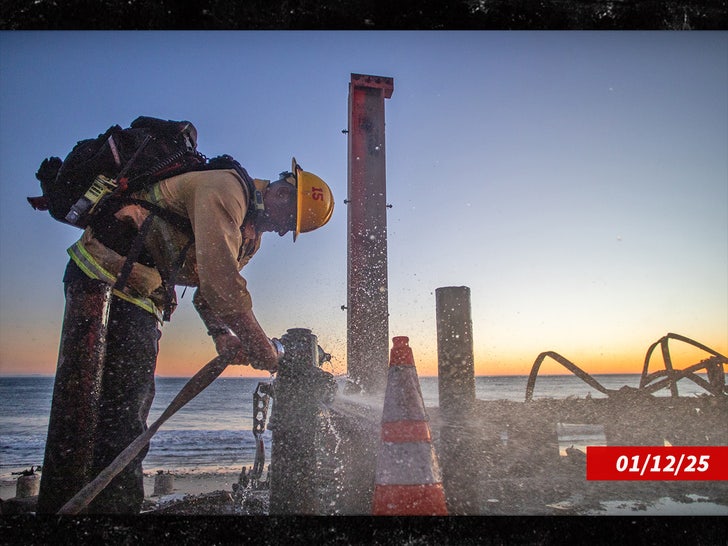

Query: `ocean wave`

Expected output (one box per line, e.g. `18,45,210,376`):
0,433,46,469
2,375,714,475
145,429,271,468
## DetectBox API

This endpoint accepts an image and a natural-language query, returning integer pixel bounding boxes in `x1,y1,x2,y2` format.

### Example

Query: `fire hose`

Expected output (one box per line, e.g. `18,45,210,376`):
57,355,230,515
57,334,331,515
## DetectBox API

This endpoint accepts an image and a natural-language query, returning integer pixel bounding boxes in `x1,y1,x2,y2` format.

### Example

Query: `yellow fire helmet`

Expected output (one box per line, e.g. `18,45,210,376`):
289,157,334,241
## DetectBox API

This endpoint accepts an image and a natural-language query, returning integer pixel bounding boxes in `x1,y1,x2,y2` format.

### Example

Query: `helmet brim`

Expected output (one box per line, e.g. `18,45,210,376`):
292,157,302,241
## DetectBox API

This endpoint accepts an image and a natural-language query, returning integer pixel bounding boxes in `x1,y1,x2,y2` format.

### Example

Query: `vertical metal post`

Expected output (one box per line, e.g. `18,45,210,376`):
436,286,476,419
706,356,726,395
37,280,111,514
347,73,394,394
268,328,336,515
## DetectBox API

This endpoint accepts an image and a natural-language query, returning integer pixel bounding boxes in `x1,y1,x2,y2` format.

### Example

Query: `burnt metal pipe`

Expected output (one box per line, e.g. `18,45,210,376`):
436,286,476,418
435,286,480,515
37,280,112,514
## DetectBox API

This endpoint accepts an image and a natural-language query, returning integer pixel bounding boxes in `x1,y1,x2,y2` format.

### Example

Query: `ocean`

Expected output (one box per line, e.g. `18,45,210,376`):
0,373,711,478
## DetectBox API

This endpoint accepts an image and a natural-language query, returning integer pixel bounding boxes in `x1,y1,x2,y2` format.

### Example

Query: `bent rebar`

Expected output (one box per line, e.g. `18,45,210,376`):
641,333,727,397
525,333,727,402
525,351,614,402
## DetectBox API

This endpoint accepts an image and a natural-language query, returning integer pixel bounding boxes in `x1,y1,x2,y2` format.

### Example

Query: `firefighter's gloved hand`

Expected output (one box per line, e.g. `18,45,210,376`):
214,312,280,372
213,332,245,364
212,333,280,373
36,157,63,184
247,339,282,373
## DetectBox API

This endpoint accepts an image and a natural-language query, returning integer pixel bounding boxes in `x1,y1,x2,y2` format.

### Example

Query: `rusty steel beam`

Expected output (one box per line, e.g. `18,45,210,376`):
346,73,394,394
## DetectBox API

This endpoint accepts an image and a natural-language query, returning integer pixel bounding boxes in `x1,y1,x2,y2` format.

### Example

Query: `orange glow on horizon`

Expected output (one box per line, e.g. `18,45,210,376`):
2,333,725,379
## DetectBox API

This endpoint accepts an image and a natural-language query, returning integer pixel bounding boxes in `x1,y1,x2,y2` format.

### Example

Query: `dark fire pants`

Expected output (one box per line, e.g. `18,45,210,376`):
38,262,160,514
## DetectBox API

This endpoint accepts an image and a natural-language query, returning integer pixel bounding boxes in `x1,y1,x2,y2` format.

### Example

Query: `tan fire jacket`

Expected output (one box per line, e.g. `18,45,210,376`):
67,169,265,321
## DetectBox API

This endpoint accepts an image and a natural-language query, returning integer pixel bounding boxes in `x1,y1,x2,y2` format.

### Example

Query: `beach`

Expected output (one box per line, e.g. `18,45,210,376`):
2,466,725,546
2,376,726,516
3,462,727,516
1,466,257,516
1,468,244,504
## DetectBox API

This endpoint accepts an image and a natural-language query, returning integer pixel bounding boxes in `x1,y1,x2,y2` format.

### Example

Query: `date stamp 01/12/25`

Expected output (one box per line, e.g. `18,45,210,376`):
586,446,728,481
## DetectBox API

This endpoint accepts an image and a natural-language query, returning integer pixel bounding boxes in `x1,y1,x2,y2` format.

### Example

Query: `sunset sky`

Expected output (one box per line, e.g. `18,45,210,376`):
1,31,726,378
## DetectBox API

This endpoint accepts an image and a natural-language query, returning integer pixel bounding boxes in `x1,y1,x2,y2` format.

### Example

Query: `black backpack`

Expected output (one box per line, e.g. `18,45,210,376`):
29,116,206,228
29,116,259,321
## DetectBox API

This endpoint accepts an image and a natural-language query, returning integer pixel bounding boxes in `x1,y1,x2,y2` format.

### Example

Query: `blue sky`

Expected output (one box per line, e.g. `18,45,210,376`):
1,31,726,377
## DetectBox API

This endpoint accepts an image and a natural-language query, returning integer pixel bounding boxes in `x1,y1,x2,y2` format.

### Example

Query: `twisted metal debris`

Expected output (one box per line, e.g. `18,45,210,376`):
526,333,727,402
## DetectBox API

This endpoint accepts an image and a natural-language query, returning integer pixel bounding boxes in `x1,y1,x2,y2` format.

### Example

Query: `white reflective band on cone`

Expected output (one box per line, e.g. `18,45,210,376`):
375,441,443,485
382,366,429,422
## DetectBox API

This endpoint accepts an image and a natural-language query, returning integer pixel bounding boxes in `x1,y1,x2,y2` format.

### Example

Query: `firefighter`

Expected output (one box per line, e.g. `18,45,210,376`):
37,158,334,513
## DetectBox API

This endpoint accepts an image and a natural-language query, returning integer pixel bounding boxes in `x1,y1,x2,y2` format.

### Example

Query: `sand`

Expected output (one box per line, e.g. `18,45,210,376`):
143,468,243,498
3,462,727,516
1,467,246,510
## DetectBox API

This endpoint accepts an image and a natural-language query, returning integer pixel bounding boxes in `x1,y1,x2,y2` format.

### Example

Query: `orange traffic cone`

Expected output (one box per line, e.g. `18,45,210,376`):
372,336,448,515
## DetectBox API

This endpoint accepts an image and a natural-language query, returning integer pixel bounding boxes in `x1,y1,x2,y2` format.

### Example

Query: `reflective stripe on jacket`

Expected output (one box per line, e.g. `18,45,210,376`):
67,238,164,322
67,168,264,321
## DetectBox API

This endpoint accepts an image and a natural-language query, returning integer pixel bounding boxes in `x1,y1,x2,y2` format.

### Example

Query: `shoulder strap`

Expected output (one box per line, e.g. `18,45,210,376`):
110,197,193,321
113,213,156,296
108,164,256,322
196,155,262,218
122,197,194,236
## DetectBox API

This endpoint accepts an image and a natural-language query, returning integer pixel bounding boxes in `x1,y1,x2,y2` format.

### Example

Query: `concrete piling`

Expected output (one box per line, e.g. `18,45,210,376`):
706,356,726,395
153,472,174,496
16,472,40,499
326,410,379,514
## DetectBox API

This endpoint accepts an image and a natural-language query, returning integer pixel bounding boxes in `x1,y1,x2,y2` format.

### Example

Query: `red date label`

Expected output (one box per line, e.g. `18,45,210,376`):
587,446,728,481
